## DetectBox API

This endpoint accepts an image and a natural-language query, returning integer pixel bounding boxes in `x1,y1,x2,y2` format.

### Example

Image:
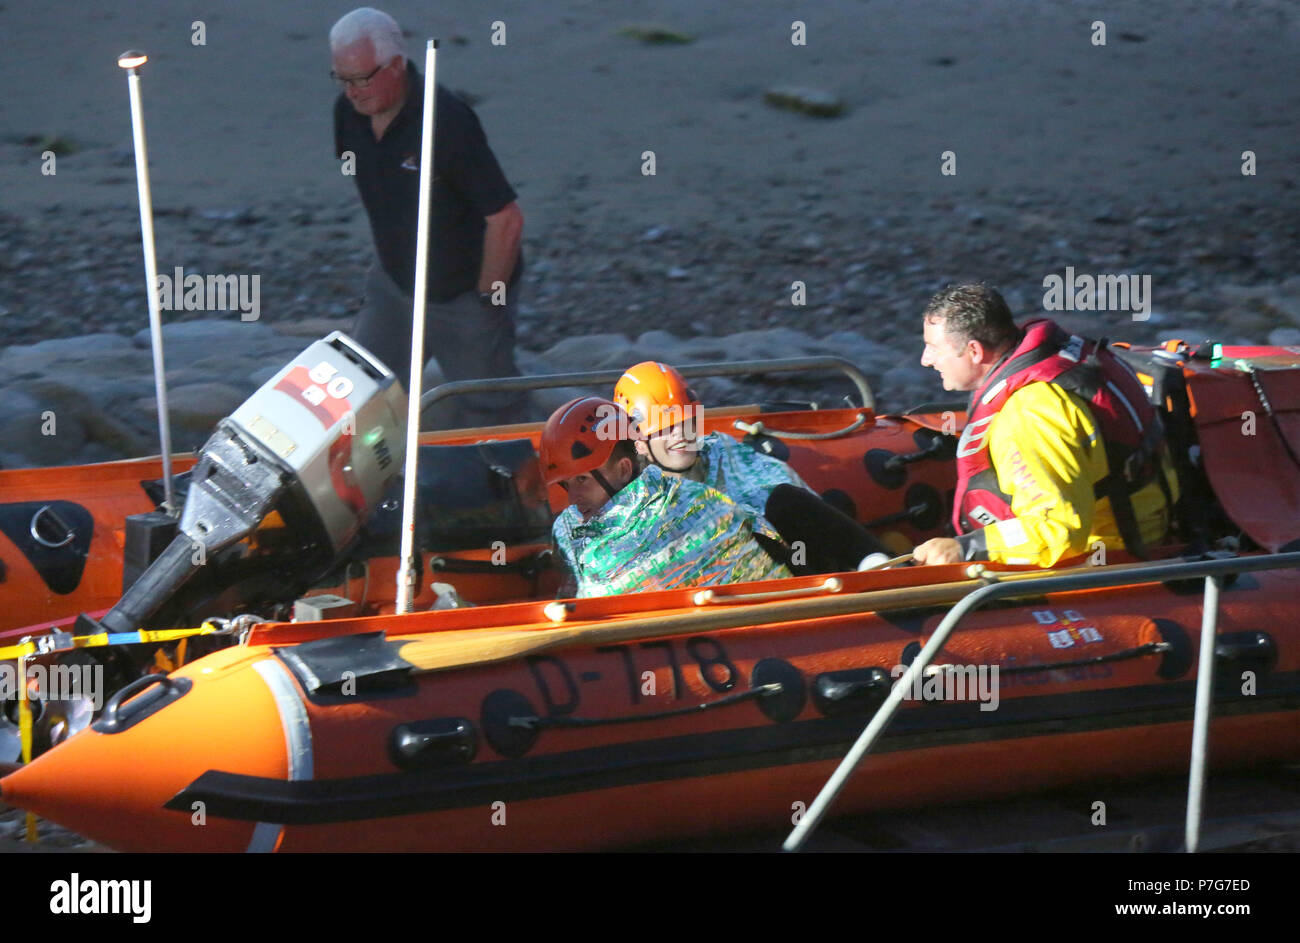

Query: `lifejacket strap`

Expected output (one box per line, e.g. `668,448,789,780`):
1095,475,1149,559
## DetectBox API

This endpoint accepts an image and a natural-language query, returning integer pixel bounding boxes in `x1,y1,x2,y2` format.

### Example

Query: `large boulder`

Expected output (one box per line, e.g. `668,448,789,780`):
0,383,87,465
132,319,279,369
539,333,631,370
1267,327,1300,347
134,382,249,451
0,333,135,380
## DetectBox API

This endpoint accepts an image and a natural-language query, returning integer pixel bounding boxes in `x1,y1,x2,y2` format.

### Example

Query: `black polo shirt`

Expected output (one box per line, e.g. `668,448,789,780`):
335,62,518,302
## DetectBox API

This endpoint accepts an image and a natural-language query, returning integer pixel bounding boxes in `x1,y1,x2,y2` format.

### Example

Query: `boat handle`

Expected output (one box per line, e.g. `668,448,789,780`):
734,415,868,441
694,576,843,607
92,673,193,735
29,505,75,549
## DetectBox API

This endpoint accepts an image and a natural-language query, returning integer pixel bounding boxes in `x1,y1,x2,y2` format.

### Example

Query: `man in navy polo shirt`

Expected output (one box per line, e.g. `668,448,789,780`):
330,7,525,428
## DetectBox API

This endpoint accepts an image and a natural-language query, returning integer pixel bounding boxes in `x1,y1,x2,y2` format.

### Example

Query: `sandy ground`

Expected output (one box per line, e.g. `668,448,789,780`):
1,1,1296,344
2,0,1297,220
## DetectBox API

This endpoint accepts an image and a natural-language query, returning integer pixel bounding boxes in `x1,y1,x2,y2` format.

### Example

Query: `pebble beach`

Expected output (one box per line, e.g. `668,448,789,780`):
1,0,1298,467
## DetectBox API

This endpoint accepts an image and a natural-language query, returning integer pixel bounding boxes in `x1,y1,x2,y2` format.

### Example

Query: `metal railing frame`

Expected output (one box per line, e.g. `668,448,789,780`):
418,356,876,421
783,551,1300,853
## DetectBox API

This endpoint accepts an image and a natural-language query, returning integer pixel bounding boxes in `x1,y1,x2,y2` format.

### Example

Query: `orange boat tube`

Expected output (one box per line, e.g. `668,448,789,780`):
4,560,1299,852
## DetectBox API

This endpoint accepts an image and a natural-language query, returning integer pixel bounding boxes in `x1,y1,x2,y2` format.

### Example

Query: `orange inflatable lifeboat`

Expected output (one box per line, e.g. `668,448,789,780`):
3,344,1300,850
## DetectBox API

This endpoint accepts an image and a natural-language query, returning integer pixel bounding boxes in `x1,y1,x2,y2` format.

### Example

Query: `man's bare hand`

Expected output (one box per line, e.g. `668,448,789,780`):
478,201,524,294
913,537,963,565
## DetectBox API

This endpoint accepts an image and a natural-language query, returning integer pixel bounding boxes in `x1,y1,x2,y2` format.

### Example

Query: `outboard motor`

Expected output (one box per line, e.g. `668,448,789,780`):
75,332,406,636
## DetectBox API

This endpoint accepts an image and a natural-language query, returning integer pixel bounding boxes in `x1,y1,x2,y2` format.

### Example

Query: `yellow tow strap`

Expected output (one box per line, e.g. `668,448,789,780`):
3,621,220,844
16,655,35,843
0,622,220,662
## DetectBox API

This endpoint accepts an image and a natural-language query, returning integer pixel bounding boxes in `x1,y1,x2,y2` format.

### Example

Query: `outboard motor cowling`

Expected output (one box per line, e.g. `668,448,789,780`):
78,332,406,636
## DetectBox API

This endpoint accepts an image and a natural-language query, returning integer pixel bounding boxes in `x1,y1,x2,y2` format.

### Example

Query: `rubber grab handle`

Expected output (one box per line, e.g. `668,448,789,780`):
93,673,192,735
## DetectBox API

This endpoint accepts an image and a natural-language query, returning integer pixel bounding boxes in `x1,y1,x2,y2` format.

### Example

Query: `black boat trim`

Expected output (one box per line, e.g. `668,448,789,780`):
165,672,1300,826
274,632,416,703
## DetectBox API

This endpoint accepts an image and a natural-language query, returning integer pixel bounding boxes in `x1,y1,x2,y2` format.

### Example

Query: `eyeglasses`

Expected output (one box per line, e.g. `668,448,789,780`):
330,63,385,89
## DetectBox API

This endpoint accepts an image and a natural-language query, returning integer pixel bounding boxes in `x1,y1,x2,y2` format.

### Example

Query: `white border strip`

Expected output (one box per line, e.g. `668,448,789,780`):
245,658,314,853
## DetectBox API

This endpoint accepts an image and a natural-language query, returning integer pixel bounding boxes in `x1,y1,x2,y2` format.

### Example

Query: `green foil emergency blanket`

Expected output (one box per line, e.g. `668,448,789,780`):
694,432,811,515
553,465,791,597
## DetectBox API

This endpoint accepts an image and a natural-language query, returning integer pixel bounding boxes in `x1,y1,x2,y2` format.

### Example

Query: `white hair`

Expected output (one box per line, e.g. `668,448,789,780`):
330,8,406,64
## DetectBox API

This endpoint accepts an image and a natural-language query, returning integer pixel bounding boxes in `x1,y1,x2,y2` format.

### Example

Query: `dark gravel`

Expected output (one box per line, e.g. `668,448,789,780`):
2,186,1297,354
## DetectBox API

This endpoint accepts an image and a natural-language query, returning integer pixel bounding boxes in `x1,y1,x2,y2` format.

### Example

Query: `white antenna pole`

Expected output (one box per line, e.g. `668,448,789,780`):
396,39,439,613
118,50,176,513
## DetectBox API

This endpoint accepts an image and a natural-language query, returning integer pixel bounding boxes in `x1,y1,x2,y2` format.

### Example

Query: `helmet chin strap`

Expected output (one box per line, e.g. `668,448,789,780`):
591,468,620,500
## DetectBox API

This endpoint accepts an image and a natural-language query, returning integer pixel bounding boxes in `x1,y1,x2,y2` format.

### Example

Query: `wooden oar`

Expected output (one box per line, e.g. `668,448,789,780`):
394,557,1166,674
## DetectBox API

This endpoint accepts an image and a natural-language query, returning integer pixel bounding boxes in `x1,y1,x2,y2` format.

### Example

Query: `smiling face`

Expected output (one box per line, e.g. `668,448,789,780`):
921,315,985,392
332,39,406,117
636,413,701,474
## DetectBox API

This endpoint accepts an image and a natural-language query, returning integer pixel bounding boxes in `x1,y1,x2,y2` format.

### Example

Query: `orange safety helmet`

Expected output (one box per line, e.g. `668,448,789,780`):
539,396,623,485
612,361,700,436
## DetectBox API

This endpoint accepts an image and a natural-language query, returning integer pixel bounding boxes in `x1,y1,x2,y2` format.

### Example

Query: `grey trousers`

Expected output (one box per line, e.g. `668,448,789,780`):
353,264,526,429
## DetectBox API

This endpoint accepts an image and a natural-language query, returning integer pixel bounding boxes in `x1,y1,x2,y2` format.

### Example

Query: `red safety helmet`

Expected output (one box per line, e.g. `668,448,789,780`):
539,396,623,486
612,361,700,436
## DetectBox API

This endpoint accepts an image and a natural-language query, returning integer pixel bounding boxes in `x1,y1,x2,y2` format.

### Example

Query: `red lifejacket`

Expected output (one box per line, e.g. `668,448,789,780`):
952,319,1168,555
